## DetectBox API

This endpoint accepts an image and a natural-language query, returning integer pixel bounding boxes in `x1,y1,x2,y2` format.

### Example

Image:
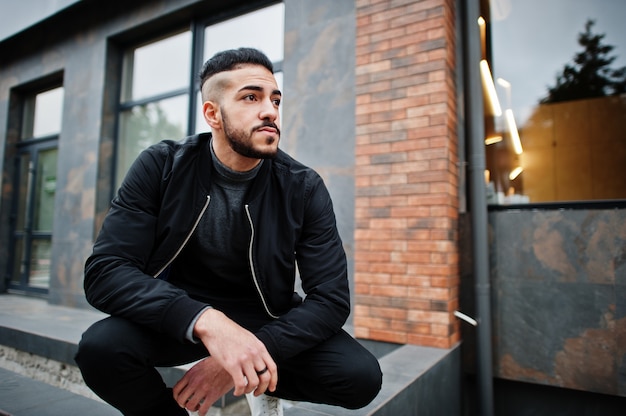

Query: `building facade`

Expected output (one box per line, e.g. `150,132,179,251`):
1,0,624,414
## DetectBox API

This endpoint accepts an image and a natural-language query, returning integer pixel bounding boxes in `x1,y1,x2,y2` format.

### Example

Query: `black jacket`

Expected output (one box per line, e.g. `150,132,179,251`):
84,133,350,362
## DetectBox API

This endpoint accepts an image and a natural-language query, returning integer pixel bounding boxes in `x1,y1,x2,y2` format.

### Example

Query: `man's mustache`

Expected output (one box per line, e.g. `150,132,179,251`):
253,121,281,136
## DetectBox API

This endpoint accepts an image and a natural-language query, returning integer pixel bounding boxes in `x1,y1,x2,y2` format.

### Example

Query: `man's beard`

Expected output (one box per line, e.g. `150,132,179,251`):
222,107,280,159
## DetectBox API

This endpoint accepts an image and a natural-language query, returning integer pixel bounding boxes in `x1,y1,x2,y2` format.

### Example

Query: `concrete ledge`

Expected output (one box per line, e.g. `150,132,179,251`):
0,295,104,365
0,295,461,415
0,294,241,408
284,344,461,415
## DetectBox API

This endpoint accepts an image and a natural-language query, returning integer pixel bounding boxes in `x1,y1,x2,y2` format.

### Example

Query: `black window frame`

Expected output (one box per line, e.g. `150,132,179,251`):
6,79,64,296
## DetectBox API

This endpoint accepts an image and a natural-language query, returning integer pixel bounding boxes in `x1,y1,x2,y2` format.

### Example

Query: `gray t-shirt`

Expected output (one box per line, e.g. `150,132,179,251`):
171,142,267,326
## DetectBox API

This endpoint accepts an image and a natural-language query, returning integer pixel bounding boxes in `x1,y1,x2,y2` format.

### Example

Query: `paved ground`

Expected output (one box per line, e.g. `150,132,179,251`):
0,367,119,416
0,366,286,416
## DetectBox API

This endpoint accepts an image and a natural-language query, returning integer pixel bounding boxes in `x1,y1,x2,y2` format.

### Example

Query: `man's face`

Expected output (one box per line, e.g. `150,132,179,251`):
217,65,282,159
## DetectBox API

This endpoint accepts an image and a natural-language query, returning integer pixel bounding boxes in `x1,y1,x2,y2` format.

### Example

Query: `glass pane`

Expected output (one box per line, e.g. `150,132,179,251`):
29,239,52,289
204,3,284,62
33,148,58,232
195,91,207,135
483,0,626,204
15,153,31,230
11,237,25,285
117,95,188,186
29,87,64,138
122,31,191,102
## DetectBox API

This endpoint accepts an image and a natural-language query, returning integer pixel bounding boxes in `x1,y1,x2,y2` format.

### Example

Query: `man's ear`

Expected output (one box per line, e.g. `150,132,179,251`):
202,100,221,129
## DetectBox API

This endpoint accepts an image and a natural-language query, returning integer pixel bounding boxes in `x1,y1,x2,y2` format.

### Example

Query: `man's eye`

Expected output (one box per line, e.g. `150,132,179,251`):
273,99,281,106
244,94,256,101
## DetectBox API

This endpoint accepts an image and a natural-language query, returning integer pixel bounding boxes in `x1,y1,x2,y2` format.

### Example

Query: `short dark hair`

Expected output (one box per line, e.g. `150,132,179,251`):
198,47,274,88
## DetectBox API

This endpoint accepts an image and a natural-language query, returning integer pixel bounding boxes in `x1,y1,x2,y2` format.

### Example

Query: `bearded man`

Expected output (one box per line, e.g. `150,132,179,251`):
75,47,382,416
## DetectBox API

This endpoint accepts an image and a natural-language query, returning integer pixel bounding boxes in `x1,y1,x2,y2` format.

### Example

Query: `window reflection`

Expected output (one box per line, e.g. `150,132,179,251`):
121,31,191,102
28,239,52,289
34,148,57,232
21,87,64,139
483,0,626,204
203,3,284,63
117,96,187,188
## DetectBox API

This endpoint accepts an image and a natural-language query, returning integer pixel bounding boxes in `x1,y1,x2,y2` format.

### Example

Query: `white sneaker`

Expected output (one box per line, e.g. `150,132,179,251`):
245,393,283,416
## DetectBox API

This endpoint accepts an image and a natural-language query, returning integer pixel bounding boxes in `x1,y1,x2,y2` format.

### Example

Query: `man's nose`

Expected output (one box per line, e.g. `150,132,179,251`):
259,99,279,121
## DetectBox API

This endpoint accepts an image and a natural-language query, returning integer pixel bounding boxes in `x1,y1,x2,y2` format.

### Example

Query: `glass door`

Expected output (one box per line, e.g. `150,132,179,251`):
9,141,58,293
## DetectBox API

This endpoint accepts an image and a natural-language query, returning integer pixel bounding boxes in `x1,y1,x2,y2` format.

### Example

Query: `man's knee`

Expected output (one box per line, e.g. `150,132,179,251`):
75,319,120,381
75,317,144,383
75,319,189,416
340,350,382,409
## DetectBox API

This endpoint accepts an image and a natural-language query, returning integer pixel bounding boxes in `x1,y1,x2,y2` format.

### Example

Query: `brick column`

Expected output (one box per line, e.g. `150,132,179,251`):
354,0,460,348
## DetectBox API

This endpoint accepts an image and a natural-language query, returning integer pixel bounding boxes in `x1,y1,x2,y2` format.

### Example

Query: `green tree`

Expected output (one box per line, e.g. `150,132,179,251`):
541,19,626,104
127,102,184,156
117,101,185,188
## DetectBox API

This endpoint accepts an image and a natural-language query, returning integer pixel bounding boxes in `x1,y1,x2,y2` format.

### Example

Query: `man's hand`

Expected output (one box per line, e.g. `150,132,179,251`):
193,308,278,397
173,357,232,415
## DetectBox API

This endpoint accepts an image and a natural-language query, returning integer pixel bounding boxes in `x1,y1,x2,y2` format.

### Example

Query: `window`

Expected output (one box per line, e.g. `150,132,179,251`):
9,85,63,294
117,30,191,187
116,3,285,190
480,0,626,204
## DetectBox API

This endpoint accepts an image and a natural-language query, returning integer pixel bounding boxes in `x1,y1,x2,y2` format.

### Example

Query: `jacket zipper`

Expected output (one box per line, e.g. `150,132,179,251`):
245,204,279,319
153,195,211,278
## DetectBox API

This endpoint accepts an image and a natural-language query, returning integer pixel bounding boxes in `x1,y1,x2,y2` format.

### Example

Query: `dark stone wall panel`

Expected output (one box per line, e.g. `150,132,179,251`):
492,209,626,285
489,207,626,397
283,0,356,319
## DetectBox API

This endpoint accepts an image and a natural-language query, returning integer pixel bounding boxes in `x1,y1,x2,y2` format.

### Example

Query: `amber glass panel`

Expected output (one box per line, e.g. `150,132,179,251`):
483,0,626,204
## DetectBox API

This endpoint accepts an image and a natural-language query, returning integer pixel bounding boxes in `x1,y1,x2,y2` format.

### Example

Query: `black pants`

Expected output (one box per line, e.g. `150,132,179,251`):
75,316,382,416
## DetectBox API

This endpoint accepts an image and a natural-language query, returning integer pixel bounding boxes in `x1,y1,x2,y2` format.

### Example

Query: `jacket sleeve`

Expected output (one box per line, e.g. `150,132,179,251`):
255,174,351,362
84,145,208,342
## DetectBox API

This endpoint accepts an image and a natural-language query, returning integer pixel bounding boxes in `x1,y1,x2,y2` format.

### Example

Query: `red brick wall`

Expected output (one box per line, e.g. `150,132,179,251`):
354,0,460,348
